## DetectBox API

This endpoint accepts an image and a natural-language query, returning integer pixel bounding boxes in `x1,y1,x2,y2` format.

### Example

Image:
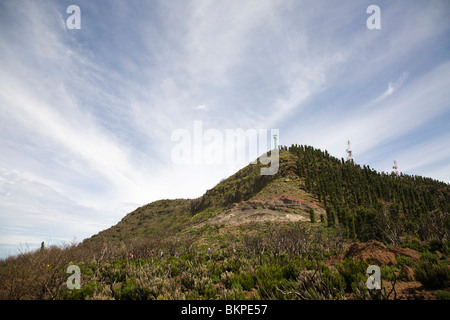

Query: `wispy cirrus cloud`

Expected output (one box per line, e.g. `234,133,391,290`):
0,165,119,256
195,104,211,111
374,72,409,102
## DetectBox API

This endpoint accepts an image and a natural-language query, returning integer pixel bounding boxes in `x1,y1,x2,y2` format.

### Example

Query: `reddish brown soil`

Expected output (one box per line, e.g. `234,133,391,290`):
325,240,445,300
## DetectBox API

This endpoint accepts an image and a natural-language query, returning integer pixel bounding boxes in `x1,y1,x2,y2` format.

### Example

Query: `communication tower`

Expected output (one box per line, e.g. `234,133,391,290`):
346,140,353,162
392,160,399,176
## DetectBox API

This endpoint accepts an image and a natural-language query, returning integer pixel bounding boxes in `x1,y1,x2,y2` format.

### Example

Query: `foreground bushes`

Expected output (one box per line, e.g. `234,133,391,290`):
1,221,449,300
0,248,350,300
415,252,450,289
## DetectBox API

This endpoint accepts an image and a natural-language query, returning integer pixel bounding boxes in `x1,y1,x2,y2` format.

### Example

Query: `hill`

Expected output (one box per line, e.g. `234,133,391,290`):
87,145,449,250
1,144,449,300
85,149,327,249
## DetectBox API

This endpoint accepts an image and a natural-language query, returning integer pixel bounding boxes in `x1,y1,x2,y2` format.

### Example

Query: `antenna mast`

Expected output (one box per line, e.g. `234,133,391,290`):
392,160,399,176
346,140,353,162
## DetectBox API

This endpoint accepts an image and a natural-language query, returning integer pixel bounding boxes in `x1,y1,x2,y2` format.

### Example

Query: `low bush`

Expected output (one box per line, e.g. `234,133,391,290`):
278,266,346,300
233,271,255,291
256,263,289,299
435,290,450,300
381,265,400,281
396,256,412,268
415,261,450,289
336,257,368,291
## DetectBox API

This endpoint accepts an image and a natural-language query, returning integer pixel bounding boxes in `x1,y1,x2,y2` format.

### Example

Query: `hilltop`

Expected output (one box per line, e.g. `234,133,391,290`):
1,144,449,300
86,149,325,246
86,145,449,250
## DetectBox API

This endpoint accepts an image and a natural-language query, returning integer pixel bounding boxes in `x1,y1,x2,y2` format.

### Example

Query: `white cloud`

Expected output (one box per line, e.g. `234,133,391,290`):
0,166,117,255
374,72,409,102
0,0,449,258
195,104,210,111
298,61,449,181
182,0,281,86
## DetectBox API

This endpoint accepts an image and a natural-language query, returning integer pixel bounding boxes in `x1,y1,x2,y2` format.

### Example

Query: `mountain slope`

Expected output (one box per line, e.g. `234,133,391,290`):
86,145,449,252
3,144,449,301
286,144,450,244
87,149,308,243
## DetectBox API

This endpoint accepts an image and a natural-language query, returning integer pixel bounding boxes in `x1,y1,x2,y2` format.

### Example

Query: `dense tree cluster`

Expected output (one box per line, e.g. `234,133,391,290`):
285,144,450,247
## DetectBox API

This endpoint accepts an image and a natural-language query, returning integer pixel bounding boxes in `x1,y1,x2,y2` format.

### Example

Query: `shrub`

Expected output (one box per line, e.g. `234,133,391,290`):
435,290,450,300
381,265,399,281
120,279,137,299
281,262,300,281
415,261,450,289
223,257,241,273
311,269,344,299
234,272,255,291
59,280,102,300
336,258,368,291
399,235,424,252
426,238,446,253
309,208,316,223
396,256,412,268
220,287,247,300
420,251,439,265
231,280,243,291
255,263,288,299
322,267,346,298
180,271,196,291
194,276,217,300
277,265,346,300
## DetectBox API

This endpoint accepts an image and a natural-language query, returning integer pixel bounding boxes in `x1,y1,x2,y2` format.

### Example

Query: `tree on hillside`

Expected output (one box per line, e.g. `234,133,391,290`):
309,208,316,223
287,143,449,247
377,202,404,246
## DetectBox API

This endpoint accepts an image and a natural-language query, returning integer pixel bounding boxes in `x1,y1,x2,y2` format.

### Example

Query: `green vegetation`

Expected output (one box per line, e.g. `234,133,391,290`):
414,253,450,289
309,208,315,223
286,144,450,248
435,290,450,300
336,257,369,291
1,222,350,300
1,146,449,300
190,157,279,215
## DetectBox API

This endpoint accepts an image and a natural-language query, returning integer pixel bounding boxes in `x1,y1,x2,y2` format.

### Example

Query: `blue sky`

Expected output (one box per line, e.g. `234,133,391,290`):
0,0,449,258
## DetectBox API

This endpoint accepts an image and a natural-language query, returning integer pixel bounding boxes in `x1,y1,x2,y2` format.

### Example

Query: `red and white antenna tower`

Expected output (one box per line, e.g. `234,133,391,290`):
392,160,399,176
346,140,353,162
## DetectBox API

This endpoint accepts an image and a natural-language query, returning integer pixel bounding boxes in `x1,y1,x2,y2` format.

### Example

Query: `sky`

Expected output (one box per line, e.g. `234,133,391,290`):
0,0,449,258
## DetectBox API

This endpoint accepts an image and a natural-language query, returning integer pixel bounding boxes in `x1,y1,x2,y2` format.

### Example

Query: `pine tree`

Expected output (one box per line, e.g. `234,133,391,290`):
309,208,316,223
326,206,335,227
287,143,449,245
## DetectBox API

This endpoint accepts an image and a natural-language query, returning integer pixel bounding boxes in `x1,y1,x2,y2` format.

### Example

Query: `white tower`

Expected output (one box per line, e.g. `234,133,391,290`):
346,140,353,162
